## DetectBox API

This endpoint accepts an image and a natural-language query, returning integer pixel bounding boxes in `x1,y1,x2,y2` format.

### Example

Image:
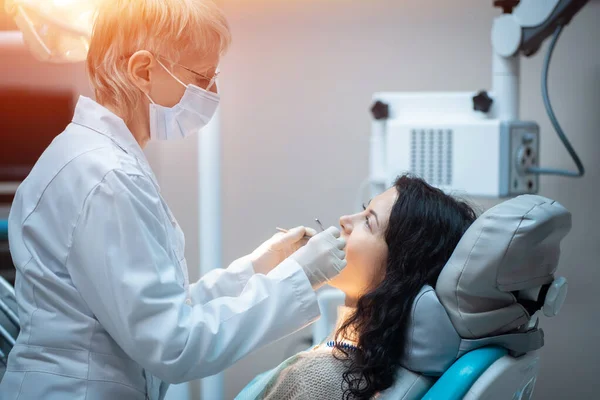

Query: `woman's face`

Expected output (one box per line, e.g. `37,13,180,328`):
329,187,398,303
148,51,220,109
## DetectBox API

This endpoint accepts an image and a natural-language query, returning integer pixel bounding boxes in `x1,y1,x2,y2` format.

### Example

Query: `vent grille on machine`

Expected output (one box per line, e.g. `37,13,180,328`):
410,129,453,186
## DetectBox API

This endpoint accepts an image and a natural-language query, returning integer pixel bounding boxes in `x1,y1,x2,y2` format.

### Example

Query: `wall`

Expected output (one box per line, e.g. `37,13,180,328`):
0,37,90,96
211,0,600,398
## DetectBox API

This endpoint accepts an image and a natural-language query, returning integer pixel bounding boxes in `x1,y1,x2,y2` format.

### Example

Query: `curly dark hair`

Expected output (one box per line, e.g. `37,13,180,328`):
334,174,477,399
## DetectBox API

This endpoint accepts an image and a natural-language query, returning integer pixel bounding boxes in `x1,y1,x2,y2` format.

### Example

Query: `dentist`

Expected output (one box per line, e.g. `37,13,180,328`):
0,1,346,399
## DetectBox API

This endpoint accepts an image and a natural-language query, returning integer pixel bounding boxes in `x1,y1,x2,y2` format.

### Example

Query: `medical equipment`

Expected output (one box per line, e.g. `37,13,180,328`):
368,0,589,198
275,227,313,241
314,218,325,232
3,0,95,63
276,218,326,238
312,194,571,399
145,58,221,141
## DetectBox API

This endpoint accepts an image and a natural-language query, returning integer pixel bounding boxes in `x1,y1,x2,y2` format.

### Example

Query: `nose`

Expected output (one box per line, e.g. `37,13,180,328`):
339,215,353,235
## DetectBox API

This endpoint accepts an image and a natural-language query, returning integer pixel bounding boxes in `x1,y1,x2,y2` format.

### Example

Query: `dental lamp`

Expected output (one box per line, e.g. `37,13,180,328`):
369,0,589,198
3,0,96,62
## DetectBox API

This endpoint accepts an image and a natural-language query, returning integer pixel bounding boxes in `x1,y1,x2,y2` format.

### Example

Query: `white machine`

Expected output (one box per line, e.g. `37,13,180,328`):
369,0,588,198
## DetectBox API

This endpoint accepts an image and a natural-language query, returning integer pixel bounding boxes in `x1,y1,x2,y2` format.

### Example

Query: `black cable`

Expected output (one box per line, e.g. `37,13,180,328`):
527,24,585,177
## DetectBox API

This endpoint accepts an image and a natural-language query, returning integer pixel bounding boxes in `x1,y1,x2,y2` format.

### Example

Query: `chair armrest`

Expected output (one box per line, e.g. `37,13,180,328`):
421,347,507,400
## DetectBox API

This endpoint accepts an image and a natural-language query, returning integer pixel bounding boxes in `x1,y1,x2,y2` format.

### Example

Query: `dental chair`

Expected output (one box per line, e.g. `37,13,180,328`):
313,194,571,400
0,275,19,382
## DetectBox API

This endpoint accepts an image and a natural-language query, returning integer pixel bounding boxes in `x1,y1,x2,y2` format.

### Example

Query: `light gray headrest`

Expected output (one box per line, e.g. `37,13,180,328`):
401,285,460,376
435,195,572,339
399,195,571,375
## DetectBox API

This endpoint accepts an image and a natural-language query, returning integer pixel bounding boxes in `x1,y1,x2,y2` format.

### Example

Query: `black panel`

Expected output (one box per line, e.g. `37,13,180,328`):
0,241,12,286
0,89,74,185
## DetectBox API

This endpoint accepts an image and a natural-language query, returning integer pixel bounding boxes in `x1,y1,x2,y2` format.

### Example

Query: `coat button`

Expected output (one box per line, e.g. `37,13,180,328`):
185,299,192,306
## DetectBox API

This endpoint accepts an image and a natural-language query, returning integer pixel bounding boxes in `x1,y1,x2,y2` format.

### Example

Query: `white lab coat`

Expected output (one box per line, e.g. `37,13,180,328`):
0,96,320,400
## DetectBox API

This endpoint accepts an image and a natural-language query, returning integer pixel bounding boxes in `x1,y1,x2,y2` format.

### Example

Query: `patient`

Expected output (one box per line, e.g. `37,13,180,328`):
237,174,477,400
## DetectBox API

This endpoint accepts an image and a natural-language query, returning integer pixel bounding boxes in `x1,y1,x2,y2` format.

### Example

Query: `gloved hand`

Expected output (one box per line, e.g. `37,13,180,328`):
250,226,318,275
290,226,347,289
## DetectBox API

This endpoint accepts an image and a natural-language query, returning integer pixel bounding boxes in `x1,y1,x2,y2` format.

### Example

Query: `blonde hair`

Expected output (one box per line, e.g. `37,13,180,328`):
87,0,231,116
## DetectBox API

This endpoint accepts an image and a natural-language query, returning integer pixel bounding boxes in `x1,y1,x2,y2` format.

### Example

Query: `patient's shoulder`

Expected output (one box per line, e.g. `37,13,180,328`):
296,349,352,384
262,349,353,399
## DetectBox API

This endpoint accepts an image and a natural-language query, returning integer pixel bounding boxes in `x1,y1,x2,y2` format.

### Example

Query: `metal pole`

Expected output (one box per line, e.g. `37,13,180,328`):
491,52,520,121
198,108,225,400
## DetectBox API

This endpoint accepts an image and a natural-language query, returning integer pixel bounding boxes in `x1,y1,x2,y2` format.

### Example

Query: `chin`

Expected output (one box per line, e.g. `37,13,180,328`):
327,275,343,291
328,262,355,294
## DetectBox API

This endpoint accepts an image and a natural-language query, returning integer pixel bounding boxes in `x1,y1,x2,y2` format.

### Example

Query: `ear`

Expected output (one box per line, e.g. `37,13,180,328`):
127,50,155,95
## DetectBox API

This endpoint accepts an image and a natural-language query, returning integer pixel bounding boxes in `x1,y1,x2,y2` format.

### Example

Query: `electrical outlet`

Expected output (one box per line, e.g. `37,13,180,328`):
507,122,540,195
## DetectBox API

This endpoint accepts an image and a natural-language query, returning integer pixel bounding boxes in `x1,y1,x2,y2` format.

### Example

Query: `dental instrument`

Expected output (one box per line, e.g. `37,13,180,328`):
276,218,325,239
275,227,312,240
314,219,325,232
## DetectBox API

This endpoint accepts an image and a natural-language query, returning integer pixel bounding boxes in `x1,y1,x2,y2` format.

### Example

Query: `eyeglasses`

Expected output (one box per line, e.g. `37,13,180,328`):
158,55,219,92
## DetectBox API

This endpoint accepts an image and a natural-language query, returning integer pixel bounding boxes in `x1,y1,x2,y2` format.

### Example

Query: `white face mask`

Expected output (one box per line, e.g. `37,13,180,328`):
145,59,220,141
